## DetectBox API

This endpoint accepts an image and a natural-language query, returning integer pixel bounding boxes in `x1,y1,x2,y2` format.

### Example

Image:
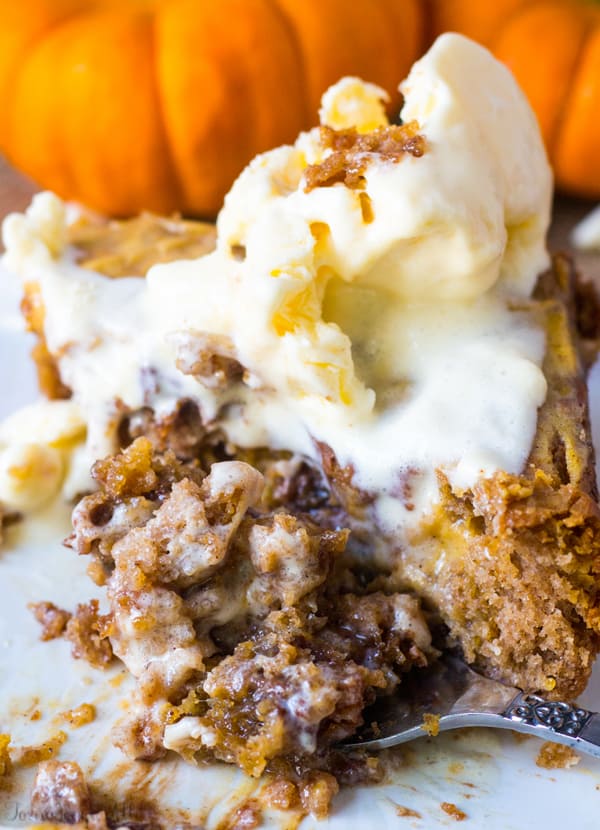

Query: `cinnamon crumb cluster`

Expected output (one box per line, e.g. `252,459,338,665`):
304,121,426,192
30,599,113,668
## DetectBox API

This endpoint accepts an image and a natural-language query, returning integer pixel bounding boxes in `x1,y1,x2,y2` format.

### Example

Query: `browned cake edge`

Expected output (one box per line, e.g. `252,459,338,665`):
397,254,600,699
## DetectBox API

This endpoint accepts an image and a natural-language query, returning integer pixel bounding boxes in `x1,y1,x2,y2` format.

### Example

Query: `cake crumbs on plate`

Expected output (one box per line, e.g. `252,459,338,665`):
29,601,71,641
421,713,440,736
57,704,96,729
12,731,67,767
441,801,468,821
30,599,113,668
536,742,581,769
392,801,422,818
0,734,12,778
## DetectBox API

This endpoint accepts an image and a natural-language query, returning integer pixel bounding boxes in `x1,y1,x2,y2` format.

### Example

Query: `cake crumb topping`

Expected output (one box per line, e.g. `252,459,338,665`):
30,601,71,641
30,599,113,668
304,122,425,192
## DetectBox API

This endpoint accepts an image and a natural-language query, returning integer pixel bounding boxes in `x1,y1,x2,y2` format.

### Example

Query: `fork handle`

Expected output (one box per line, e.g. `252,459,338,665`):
501,692,600,759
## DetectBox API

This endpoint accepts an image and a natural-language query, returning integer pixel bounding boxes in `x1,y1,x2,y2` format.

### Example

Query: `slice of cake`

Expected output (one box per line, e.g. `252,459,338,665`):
3,33,600,798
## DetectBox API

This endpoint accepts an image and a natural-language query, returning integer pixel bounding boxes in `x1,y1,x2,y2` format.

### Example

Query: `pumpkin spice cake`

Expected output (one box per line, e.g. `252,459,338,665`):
2,33,600,816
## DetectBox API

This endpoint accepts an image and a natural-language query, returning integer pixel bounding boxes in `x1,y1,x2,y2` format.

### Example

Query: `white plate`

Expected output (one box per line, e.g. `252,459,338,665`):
2,257,600,830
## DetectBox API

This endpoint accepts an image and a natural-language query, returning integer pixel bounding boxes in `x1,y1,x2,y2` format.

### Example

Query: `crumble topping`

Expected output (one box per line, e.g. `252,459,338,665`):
303,122,426,192
165,594,428,777
30,601,71,641
68,437,433,788
30,600,113,668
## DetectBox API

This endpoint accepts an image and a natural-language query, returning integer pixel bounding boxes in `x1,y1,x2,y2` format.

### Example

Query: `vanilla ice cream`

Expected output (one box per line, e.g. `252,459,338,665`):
2,34,552,539
0,401,85,511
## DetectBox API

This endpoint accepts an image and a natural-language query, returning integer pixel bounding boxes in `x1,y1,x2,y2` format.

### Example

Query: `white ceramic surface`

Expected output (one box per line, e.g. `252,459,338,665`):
2,258,600,830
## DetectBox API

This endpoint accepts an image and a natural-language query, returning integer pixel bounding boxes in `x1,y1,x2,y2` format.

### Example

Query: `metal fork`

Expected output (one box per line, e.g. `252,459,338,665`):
343,654,600,758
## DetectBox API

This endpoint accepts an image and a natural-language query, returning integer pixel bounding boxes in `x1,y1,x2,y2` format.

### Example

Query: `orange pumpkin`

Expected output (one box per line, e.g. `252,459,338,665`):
0,0,423,218
429,0,600,198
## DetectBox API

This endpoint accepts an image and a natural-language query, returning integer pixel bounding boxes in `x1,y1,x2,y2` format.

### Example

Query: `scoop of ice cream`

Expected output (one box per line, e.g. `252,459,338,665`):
217,33,551,304
148,33,550,422
0,401,86,511
399,33,552,298
2,34,551,534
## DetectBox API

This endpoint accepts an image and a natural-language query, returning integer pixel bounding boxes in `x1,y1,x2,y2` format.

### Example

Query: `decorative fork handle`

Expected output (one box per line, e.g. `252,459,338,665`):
501,692,600,757
341,657,600,756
